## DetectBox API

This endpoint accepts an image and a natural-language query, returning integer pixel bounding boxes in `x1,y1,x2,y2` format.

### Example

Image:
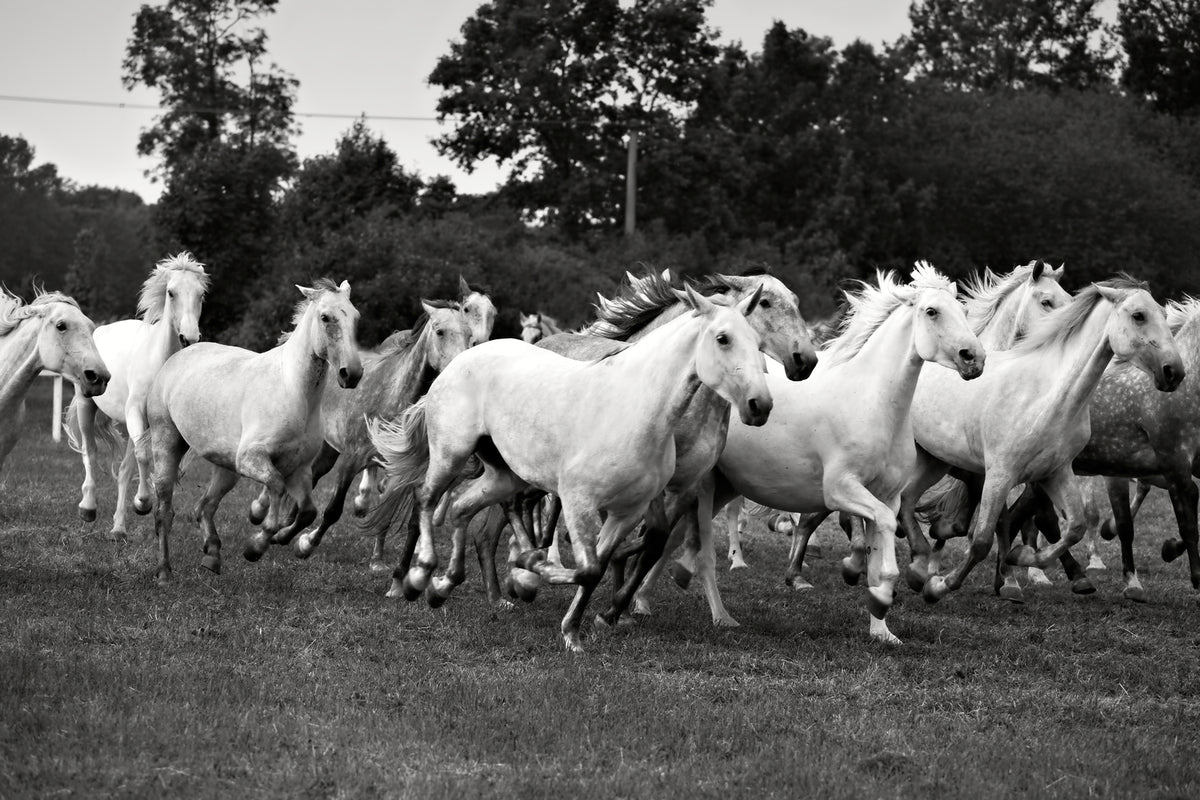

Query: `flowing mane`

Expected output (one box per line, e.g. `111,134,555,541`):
372,300,461,359
1166,296,1200,336
584,268,684,339
821,262,957,367
962,262,1040,337
1012,276,1149,354
0,288,79,337
138,252,210,324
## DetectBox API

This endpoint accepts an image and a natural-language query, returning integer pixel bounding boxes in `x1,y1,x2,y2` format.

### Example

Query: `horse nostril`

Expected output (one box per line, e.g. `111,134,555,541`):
178,333,188,347
83,369,98,383
748,398,760,416
959,348,976,363
339,368,350,383
1164,364,1177,385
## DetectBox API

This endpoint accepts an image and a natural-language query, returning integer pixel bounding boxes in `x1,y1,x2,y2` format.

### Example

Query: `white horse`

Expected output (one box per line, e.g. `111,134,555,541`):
0,289,109,477
66,253,208,537
903,278,1184,604
699,264,983,643
145,280,362,582
519,311,564,343
369,287,772,652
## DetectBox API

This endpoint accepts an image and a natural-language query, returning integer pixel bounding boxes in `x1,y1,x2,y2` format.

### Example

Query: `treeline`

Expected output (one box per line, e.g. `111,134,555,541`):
5,0,1200,347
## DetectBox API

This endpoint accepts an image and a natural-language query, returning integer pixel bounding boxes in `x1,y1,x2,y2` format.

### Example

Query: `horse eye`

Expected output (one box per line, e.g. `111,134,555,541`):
760,299,771,308
167,290,175,299
716,333,730,346
1132,311,1146,323
320,314,331,323
55,321,67,332
436,329,444,337
926,307,939,318
1040,299,1052,309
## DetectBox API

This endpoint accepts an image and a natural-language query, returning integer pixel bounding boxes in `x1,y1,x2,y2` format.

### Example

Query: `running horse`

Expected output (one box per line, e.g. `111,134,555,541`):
369,286,773,652
902,277,1183,604
145,280,362,582
66,252,208,537
0,288,109,478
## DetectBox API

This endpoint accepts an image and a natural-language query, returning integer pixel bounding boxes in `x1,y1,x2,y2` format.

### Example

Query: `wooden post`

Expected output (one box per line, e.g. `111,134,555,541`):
52,374,63,443
624,129,638,237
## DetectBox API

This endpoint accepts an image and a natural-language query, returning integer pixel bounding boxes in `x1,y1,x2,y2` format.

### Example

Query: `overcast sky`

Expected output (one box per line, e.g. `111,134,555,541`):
1,1,916,201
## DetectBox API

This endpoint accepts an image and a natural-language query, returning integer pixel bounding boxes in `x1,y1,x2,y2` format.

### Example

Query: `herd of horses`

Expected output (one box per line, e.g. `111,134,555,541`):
1,252,1197,653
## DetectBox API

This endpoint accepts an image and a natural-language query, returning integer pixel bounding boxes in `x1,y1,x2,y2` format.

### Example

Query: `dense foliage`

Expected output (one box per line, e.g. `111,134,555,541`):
7,0,1200,345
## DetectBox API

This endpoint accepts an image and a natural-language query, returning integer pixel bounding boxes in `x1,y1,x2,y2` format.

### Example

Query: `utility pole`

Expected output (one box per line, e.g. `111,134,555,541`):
624,129,638,236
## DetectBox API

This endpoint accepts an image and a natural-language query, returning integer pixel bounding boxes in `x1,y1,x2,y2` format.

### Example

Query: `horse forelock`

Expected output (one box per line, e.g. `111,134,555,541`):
138,252,210,323
278,278,355,344
0,288,80,337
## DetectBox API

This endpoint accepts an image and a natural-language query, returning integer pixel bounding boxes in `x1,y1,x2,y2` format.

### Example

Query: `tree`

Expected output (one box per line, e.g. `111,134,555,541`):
429,0,719,234
1119,0,1200,115
122,0,298,170
0,134,73,290
906,0,1116,91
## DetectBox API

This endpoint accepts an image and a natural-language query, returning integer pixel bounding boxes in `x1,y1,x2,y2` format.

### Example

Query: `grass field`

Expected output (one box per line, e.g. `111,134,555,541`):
3,379,1200,799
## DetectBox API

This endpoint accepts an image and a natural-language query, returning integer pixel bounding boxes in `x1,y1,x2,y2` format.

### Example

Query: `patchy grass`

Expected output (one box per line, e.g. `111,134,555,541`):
2,379,1200,798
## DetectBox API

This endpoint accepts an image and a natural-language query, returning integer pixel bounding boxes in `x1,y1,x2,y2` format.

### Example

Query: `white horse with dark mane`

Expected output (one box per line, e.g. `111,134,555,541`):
66,252,208,538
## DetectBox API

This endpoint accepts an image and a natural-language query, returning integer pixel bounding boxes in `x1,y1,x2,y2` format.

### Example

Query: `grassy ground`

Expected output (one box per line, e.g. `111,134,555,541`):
2,379,1200,798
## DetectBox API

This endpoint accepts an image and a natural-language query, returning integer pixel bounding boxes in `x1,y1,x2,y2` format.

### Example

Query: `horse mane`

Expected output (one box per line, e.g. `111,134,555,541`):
584,269,683,339
374,300,461,357
961,262,1039,336
137,252,210,323
1012,276,1149,354
1165,296,1200,336
278,277,343,344
821,262,956,367
0,287,80,337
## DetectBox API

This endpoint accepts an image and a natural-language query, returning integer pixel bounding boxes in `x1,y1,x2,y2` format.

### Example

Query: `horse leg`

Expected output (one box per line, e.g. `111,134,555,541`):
824,476,902,643
785,509,831,591
294,454,355,557
993,498,1026,603
629,511,688,617
924,470,1015,603
599,496,674,627
150,422,187,584
899,452,951,591
75,397,101,524
111,438,135,539
1037,480,1094,594
1102,477,1143,602
841,516,868,585
472,505,512,609
352,465,381,517
126,408,154,516
544,495,565,565
1165,475,1200,592
554,504,641,653
194,467,239,574
692,484,741,628
233,448,290,560
725,496,749,570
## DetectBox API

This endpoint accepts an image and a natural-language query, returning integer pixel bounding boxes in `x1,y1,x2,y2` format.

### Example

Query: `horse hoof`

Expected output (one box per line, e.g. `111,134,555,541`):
785,575,814,592
866,586,892,618
729,557,749,571
200,555,221,574
1005,545,1036,567
243,545,265,563
133,498,152,516
426,586,448,609
155,568,172,585
632,598,652,617
841,557,863,586
492,598,516,613
998,584,1025,603
1027,568,1053,586
1100,520,1118,541
368,559,391,574
563,634,585,654
78,506,97,523
905,565,929,593
666,562,693,590
1070,577,1096,595
511,568,540,603
1162,539,1186,563
400,576,423,602
1123,585,1148,603
922,576,948,604
248,499,268,526
103,528,129,543
713,616,741,629
871,629,902,646
294,534,315,560
1086,556,1107,572
352,497,369,518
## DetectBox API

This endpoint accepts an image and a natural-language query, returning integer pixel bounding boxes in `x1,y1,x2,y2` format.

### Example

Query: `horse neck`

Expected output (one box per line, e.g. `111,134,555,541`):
279,315,329,396
147,299,182,362
627,302,688,341
974,291,1024,350
0,318,44,408
843,307,923,425
1176,319,1200,376
380,326,436,407
1040,303,1115,420
616,313,707,432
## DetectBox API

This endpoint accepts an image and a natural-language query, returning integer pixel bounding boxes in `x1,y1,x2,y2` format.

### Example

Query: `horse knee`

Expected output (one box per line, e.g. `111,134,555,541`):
967,536,993,562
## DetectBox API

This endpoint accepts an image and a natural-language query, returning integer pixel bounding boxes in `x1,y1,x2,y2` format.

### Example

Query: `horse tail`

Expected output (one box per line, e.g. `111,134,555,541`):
364,400,430,533
64,394,121,464
915,476,968,525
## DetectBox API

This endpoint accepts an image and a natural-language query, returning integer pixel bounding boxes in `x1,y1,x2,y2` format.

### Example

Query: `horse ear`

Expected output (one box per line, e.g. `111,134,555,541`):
296,284,319,301
677,284,716,314
420,299,437,317
737,283,765,316
1031,261,1045,282
661,268,672,282
1095,284,1124,304
339,280,351,297
1053,262,1065,278
458,276,471,299
519,312,533,325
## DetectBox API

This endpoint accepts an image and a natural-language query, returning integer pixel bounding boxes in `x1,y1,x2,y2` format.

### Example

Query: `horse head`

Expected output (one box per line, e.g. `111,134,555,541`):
459,276,496,346
906,263,984,380
1098,281,1185,392
298,280,362,389
519,312,542,344
738,274,819,381
680,285,773,427
34,295,110,397
422,300,472,372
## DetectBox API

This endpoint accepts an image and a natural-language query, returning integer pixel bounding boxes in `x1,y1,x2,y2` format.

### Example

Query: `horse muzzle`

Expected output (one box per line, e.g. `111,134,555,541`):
79,367,110,398
338,364,363,389
956,347,985,381
785,349,818,381
1156,360,1185,392
740,395,773,427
